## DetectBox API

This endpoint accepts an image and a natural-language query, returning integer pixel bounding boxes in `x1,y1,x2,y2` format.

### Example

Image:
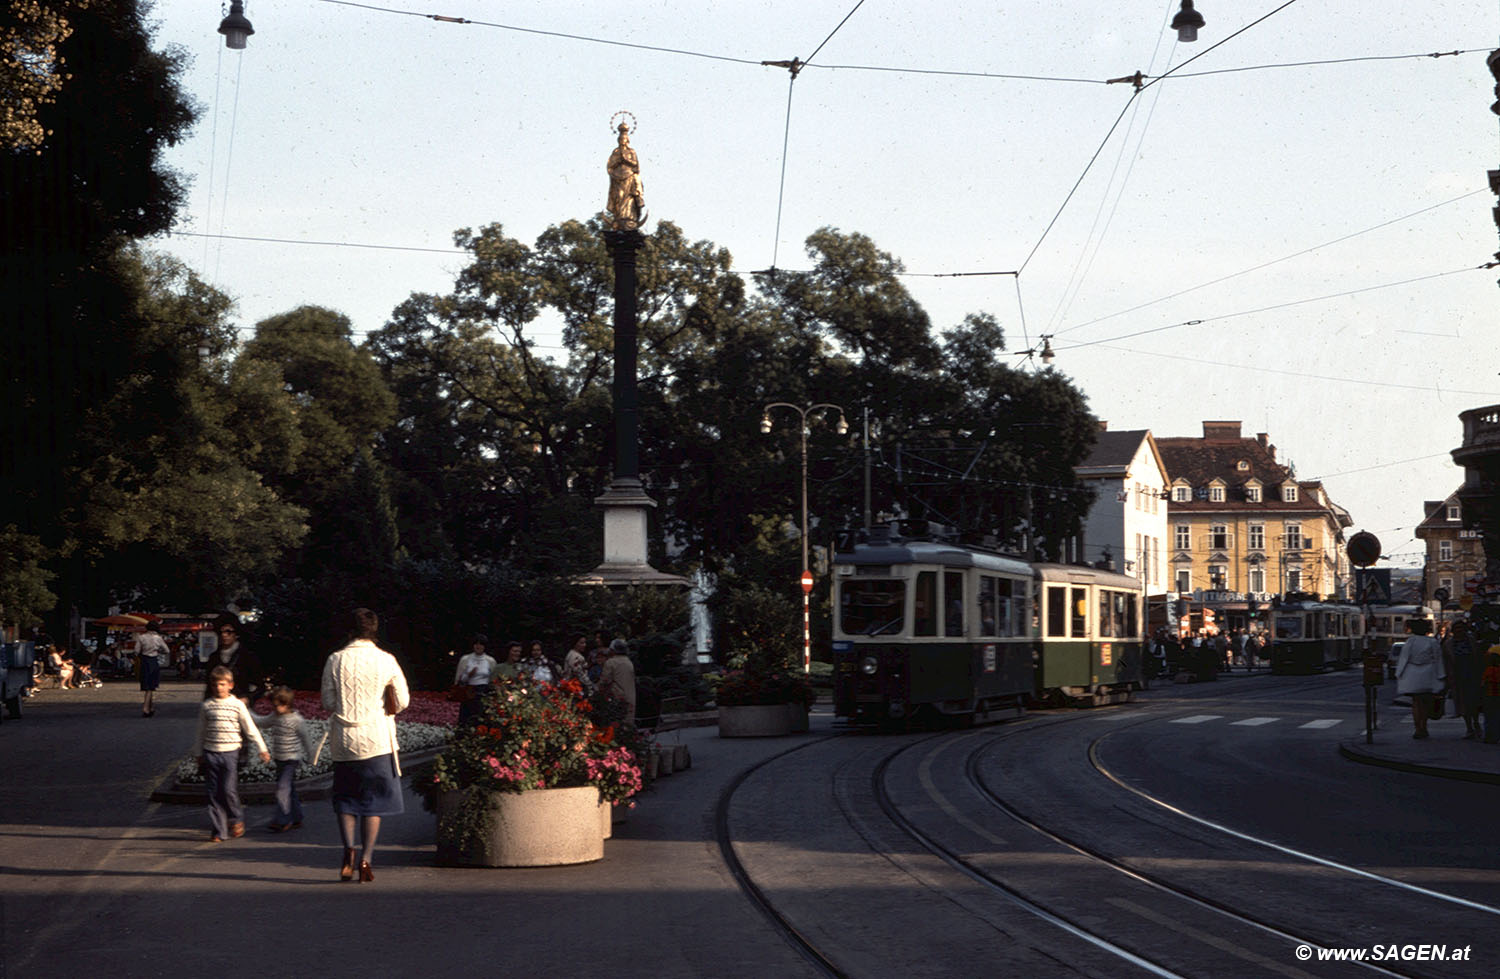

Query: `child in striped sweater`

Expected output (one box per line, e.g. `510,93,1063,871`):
258,686,319,832
194,665,269,842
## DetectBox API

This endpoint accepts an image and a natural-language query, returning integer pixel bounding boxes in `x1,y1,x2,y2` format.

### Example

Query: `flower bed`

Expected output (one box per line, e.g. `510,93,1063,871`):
249,689,459,727
172,718,453,784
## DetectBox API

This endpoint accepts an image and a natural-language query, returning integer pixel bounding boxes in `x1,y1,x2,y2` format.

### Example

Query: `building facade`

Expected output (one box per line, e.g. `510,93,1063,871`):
1415,490,1487,608
1074,425,1170,594
1156,421,1354,632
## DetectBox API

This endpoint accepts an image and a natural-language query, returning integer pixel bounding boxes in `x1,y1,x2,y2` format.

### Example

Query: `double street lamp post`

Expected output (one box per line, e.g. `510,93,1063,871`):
762,402,848,674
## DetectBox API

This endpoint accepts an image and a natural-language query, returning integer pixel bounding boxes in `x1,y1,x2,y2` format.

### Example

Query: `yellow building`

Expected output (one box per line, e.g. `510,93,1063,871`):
1157,421,1353,632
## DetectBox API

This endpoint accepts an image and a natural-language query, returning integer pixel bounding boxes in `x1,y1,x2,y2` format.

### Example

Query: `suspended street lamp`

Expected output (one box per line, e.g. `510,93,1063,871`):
1171,1,1205,43
218,0,254,50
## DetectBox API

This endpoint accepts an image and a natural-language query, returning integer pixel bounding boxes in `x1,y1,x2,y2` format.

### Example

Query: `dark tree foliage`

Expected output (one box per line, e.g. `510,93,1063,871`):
0,0,197,535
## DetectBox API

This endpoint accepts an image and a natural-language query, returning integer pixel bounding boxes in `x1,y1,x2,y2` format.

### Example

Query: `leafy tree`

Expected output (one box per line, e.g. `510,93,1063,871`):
0,525,56,629
0,0,197,620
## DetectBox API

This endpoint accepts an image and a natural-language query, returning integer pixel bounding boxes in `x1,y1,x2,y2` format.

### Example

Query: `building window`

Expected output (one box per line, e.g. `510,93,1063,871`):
1448,503,1460,521
1283,485,1298,502
1439,540,1453,561
1285,523,1302,550
1176,569,1191,593
1440,577,1454,597
1208,565,1226,590
1175,525,1191,550
1209,484,1225,503
1237,460,1250,471
1245,485,1261,503
1172,485,1190,502
1249,568,1265,593
1287,569,1302,591
1248,523,1265,550
1135,482,1143,510
1210,523,1230,549
1152,537,1160,586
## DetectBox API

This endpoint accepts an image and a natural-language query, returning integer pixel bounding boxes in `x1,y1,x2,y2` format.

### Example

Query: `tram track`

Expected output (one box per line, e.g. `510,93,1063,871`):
714,674,1436,977
960,725,1413,979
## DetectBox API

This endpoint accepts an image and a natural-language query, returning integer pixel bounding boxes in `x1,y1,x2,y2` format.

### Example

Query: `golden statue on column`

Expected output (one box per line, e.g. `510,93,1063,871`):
605,112,646,231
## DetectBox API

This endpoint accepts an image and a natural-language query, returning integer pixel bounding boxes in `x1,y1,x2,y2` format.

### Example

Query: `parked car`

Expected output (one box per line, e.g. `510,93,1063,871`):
1385,640,1404,680
0,641,35,722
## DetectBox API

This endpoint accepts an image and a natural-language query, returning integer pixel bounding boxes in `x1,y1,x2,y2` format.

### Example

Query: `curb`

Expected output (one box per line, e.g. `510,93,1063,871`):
1337,741,1500,786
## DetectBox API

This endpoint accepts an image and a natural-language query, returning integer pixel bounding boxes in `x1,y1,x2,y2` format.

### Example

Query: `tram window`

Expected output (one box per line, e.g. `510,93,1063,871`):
1098,592,1115,638
997,578,1016,636
914,571,937,637
1046,586,1067,637
839,580,906,636
1124,593,1138,638
978,577,998,637
944,572,965,636
1071,588,1088,638
1275,615,1303,640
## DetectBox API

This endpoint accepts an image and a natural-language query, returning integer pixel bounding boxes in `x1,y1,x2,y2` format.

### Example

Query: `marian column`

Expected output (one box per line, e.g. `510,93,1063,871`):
583,115,687,587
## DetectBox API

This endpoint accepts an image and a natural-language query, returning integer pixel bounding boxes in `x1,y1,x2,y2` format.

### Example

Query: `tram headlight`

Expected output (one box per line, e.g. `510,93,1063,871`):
860,655,879,675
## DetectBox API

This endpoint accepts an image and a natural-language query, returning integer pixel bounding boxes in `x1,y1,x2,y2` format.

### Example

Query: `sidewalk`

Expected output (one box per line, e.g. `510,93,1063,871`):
1340,709,1500,785
0,680,832,978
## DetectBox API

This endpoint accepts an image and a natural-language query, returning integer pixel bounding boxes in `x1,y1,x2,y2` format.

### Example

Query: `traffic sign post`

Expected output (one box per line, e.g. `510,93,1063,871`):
800,570,814,674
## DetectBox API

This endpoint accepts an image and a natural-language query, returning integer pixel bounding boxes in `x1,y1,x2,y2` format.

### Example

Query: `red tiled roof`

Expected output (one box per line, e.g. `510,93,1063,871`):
1156,435,1325,513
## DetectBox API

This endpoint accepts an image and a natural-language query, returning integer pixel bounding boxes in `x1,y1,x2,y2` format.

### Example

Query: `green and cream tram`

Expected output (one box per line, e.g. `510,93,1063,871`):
832,533,1035,724
1032,564,1146,706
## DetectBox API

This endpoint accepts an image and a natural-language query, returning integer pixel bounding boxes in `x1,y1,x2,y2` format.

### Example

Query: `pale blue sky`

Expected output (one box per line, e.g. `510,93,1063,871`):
147,1,1500,566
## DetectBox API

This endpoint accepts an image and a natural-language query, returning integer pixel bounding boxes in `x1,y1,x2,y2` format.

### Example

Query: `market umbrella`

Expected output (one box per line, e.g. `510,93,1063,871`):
90,614,151,628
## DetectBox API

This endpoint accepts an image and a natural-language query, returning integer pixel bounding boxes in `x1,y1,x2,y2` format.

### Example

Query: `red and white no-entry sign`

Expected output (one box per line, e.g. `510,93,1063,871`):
800,571,814,594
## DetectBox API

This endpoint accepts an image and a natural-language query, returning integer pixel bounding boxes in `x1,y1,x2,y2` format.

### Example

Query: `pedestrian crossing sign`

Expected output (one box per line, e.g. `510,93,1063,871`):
1356,568,1391,605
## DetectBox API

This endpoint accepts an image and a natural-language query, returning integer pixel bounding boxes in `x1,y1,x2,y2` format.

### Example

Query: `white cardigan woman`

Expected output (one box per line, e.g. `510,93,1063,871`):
322,638,410,774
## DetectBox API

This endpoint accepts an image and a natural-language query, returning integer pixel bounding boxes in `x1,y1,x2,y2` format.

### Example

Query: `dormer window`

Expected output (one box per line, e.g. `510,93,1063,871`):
1236,460,1250,471
1209,483,1225,503
1245,483,1262,503
1172,483,1190,502
1448,503,1461,521
1283,485,1298,503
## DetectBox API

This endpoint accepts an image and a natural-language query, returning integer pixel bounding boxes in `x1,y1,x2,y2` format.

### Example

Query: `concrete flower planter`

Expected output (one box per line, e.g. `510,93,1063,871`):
718,703,794,737
599,800,613,839
785,703,810,733
437,786,604,867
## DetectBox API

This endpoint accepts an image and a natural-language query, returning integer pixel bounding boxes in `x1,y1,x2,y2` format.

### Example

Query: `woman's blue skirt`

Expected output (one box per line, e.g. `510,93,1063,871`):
332,754,404,816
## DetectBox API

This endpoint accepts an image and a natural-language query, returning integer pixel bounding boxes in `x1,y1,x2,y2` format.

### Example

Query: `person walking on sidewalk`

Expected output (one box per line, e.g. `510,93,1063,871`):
194,666,270,842
257,686,318,832
136,621,170,717
1395,619,1445,740
321,608,409,883
1447,620,1483,739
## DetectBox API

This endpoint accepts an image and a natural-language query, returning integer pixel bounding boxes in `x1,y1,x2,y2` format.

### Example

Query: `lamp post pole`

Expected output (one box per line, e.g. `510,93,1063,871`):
762,402,847,674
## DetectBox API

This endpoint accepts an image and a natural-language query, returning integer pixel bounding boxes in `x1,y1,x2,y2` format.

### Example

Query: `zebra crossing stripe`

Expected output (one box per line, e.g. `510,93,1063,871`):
1231,717,1279,726
1170,715,1223,724
1299,719,1342,729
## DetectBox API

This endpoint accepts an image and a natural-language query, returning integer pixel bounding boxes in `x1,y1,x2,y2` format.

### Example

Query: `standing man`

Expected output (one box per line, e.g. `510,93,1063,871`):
136,621,170,717
598,638,637,727
204,615,266,707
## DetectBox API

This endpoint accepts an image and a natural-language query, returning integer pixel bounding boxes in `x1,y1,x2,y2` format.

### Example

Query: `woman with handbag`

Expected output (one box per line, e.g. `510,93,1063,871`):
451,634,496,727
1396,618,1445,740
321,608,409,883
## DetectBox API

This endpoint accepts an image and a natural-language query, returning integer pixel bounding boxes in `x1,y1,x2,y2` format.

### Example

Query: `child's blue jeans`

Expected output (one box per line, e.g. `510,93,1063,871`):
273,759,303,826
203,750,241,838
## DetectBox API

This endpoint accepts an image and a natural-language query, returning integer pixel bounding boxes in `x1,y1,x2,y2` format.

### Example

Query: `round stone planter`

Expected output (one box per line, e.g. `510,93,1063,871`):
718,703,794,737
599,800,612,840
785,702,810,733
657,745,675,776
437,786,604,867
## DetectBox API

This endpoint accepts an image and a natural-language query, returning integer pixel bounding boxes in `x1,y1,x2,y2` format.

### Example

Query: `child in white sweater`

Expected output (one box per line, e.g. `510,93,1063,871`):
194,666,269,842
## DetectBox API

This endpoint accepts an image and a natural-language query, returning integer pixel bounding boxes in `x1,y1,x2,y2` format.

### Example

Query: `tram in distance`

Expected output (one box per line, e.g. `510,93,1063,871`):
830,526,1145,725
1268,597,1361,675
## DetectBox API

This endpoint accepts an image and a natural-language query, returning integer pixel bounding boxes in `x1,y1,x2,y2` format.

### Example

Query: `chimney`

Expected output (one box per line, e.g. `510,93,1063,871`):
1256,432,1268,447
1097,420,1108,432
1202,420,1242,441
